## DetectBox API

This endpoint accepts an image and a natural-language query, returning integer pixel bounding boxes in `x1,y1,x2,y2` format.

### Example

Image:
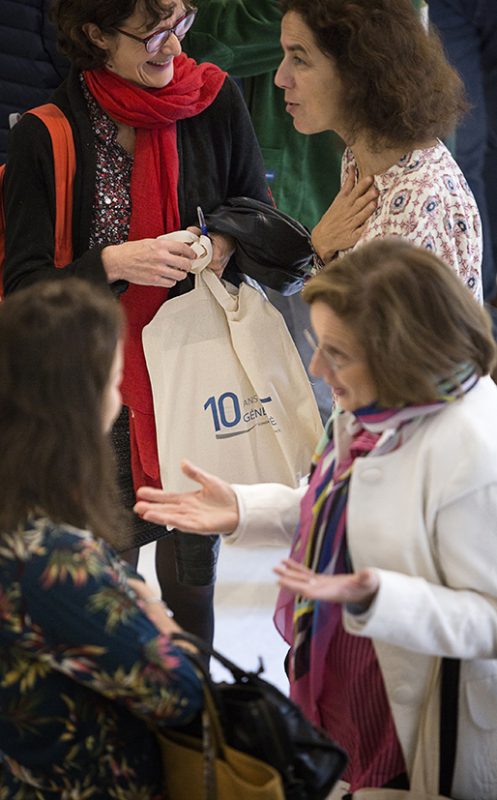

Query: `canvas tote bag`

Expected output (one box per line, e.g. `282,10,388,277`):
353,659,454,800
142,238,323,493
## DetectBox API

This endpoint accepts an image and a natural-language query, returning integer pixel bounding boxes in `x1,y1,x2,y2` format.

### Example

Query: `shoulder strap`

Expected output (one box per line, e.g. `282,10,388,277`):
409,656,459,797
439,657,460,796
23,103,75,268
0,165,8,295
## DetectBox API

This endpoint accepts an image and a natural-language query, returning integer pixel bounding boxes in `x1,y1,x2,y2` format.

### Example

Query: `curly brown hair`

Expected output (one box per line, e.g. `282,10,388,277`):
50,0,196,70
0,279,126,547
278,0,467,148
302,239,496,407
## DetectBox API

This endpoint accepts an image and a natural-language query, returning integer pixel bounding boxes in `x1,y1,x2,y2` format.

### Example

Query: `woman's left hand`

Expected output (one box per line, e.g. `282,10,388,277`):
274,558,380,610
187,226,235,278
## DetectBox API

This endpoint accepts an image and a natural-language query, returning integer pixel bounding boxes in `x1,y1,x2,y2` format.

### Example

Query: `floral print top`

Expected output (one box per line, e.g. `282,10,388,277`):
341,140,483,300
0,518,203,799
80,75,133,250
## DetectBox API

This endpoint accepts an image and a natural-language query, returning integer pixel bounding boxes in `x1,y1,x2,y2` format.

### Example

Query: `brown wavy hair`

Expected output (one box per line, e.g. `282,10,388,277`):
50,0,196,70
302,240,496,406
278,0,467,148
0,279,126,545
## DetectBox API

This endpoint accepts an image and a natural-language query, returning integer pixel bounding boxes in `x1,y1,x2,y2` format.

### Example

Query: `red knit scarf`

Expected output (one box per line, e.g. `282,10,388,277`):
84,56,226,489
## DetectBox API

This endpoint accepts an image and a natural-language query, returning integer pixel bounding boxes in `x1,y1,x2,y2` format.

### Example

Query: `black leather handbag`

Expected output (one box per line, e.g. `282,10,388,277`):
172,632,347,800
204,197,315,296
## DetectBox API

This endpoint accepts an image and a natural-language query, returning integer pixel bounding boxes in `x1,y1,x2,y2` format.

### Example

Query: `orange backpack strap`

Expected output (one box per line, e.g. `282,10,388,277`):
26,103,76,268
0,104,74,299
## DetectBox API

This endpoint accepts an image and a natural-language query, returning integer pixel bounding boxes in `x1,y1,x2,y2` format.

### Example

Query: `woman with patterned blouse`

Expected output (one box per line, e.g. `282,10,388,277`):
0,280,203,799
275,0,482,301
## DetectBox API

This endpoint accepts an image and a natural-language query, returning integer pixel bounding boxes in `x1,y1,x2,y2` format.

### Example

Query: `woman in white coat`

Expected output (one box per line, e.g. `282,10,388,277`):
135,239,497,799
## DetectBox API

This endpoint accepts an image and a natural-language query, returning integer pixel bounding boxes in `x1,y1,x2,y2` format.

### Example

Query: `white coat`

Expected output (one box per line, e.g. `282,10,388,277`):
231,376,497,800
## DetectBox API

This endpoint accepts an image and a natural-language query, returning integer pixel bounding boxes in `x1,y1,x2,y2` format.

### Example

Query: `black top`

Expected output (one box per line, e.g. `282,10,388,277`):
3,67,269,297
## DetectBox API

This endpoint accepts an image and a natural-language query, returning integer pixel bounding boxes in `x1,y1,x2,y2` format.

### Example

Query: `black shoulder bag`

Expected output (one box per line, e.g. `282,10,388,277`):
171,631,347,800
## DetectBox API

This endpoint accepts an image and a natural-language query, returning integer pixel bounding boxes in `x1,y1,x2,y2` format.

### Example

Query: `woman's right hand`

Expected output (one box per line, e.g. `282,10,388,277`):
102,237,197,287
274,558,379,609
311,170,379,262
134,460,240,533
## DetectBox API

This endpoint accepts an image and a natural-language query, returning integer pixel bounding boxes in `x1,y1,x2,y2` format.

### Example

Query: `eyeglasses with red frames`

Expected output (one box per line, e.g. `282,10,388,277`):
114,9,197,54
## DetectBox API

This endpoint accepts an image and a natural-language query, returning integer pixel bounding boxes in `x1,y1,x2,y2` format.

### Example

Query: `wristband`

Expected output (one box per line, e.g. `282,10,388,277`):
142,596,174,618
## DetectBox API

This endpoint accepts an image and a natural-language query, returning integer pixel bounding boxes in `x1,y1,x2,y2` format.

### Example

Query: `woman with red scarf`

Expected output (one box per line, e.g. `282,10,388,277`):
3,0,269,645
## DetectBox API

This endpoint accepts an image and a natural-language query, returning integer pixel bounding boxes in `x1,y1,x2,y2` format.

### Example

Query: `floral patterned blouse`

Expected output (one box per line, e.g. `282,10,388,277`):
341,140,483,301
0,518,203,799
80,75,133,250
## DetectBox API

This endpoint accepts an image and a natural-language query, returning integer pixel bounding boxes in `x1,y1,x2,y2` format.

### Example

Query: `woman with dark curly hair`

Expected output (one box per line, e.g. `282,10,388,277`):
3,0,270,647
275,0,482,301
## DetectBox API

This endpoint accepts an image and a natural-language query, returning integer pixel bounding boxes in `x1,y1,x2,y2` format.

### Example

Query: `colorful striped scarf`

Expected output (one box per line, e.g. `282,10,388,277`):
274,365,478,722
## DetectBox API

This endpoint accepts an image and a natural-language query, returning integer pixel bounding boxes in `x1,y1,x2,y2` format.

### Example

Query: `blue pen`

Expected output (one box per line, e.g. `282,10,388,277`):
196,205,209,236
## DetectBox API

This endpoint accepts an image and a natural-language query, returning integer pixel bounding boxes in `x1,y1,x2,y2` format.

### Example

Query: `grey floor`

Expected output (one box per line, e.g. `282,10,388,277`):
138,539,289,689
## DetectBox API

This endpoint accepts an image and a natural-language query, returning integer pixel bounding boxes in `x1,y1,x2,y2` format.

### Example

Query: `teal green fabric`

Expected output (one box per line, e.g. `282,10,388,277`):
184,0,282,77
